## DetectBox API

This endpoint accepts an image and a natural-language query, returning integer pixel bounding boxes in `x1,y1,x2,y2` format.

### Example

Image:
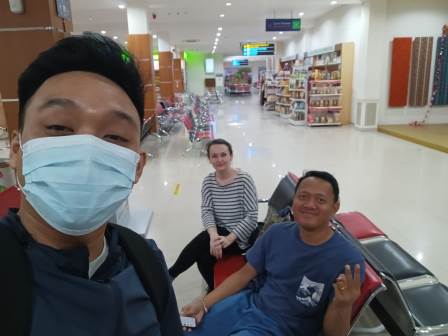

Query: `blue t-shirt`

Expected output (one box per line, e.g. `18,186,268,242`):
246,222,365,336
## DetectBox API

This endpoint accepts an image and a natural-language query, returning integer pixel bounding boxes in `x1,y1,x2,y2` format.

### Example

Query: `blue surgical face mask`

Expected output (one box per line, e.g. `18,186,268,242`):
19,134,140,236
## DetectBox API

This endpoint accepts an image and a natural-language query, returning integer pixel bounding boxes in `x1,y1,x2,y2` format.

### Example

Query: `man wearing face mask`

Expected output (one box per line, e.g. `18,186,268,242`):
0,33,183,336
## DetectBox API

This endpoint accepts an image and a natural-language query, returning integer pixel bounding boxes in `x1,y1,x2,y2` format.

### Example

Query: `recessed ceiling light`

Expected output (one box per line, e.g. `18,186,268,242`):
153,34,158,39
217,32,221,37
113,36,118,40
330,0,338,5
218,27,223,31
219,14,225,17
299,12,304,16
118,4,126,9
215,38,219,42
279,32,284,35
101,30,107,35
226,2,232,6
273,36,277,40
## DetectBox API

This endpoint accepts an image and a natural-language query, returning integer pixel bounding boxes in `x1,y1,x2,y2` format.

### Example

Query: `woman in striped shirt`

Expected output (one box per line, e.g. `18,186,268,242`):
169,139,258,290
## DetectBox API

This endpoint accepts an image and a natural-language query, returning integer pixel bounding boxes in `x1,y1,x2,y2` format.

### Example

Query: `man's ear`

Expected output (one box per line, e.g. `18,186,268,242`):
9,130,21,170
134,152,147,184
332,200,340,216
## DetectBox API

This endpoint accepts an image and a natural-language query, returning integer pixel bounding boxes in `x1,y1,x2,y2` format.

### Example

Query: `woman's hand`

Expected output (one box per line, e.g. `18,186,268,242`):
210,236,223,259
217,233,237,249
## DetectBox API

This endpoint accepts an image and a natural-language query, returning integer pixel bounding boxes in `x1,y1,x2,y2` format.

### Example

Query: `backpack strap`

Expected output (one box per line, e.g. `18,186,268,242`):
112,224,169,324
0,225,33,336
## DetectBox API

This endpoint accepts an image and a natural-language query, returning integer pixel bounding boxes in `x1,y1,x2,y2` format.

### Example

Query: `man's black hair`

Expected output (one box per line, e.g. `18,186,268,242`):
18,32,144,130
206,138,233,158
295,170,340,202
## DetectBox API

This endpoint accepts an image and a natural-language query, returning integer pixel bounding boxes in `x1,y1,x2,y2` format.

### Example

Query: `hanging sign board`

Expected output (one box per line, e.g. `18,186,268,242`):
241,42,275,56
266,19,301,32
232,59,249,66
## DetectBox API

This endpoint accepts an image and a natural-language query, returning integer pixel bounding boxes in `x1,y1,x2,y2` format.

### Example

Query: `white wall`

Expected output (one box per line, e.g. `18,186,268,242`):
185,52,224,96
380,0,448,124
281,0,448,125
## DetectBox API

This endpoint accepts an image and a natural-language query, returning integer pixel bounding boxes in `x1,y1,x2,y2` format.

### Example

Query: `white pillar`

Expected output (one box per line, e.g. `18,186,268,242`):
157,32,171,52
127,6,150,34
360,0,388,100
351,0,388,124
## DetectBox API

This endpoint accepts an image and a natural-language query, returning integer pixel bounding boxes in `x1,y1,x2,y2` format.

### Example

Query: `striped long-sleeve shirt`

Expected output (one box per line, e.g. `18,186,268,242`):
201,170,258,250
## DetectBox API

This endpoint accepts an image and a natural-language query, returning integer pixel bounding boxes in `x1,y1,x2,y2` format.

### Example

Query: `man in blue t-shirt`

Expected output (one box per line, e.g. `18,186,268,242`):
182,171,365,336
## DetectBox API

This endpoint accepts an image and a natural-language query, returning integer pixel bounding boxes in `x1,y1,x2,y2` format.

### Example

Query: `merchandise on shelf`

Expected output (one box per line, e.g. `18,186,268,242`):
289,66,308,126
308,80,342,126
263,79,278,111
274,71,291,116
303,43,354,125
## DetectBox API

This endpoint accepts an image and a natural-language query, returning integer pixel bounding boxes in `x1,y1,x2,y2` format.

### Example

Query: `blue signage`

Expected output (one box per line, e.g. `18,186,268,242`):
232,59,249,66
241,42,275,56
266,18,301,32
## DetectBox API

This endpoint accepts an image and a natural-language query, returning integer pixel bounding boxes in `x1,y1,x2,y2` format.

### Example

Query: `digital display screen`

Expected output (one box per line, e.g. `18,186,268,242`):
205,58,215,73
241,42,275,56
232,59,249,66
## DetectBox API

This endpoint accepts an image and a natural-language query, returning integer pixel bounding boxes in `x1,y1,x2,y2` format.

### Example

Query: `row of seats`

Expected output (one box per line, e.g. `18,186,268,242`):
335,212,448,335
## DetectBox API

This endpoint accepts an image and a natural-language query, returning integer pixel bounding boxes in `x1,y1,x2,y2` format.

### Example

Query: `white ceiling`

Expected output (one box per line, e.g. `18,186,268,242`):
71,0,361,55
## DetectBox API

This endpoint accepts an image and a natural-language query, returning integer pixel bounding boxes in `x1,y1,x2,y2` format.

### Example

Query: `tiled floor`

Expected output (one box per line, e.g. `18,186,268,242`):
137,94,448,335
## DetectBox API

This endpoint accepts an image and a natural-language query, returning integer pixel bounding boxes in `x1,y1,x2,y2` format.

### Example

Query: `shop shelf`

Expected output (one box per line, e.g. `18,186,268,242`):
309,106,342,111
309,93,342,97
309,122,342,127
309,63,341,69
309,80,341,84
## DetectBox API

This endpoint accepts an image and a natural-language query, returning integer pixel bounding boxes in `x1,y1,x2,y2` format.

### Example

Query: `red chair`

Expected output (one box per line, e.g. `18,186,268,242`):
336,212,385,240
0,186,21,218
287,171,300,184
350,262,386,326
214,255,246,288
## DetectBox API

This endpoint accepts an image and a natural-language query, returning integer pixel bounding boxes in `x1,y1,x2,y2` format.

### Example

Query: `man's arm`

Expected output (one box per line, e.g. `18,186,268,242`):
323,264,361,336
181,263,257,322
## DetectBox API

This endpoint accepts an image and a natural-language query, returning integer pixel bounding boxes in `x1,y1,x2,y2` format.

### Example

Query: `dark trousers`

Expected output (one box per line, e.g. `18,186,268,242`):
168,227,246,290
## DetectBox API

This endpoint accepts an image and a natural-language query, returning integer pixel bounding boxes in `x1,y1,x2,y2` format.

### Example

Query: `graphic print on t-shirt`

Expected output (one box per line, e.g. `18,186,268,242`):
296,276,325,308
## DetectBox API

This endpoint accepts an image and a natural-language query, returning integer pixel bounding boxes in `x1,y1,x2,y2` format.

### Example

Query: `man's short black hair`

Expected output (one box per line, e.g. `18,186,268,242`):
295,170,340,202
206,138,233,158
18,32,144,130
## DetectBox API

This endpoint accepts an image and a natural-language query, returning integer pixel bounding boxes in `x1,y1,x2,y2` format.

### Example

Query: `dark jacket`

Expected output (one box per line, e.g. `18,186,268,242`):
0,209,182,336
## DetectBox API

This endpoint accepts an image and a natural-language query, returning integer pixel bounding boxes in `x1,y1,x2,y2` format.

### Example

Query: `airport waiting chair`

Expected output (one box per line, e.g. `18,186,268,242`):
0,186,20,218
335,212,448,336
